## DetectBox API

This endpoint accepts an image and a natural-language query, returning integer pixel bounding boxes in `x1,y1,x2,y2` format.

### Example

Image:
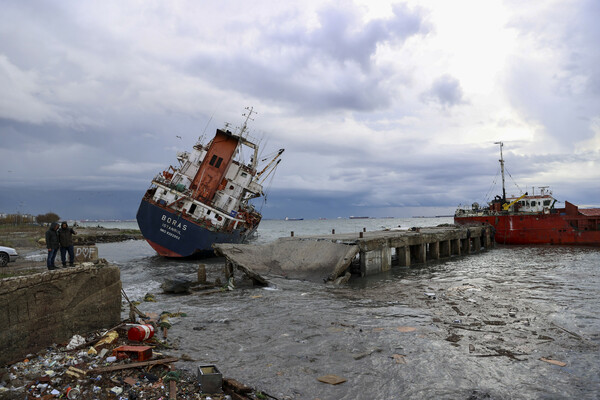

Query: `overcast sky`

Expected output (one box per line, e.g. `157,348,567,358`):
1,0,599,220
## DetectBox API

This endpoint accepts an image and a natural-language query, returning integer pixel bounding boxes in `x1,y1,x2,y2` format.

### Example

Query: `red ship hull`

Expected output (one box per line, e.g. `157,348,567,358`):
455,202,600,246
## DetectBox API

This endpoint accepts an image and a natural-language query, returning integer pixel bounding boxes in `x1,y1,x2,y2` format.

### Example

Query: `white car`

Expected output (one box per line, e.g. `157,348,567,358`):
0,246,19,267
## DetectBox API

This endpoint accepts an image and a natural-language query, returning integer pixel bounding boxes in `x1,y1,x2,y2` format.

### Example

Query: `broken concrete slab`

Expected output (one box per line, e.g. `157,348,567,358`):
161,274,195,294
213,238,359,284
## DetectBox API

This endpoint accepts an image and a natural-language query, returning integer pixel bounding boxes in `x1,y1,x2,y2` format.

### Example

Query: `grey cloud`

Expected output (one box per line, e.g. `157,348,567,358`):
504,0,600,146
187,4,427,112
299,3,427,71
420,74,466,107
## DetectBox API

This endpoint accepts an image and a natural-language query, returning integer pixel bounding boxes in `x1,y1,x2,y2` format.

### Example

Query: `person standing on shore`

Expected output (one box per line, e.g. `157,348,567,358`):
58,221,76,267
45,222,60,270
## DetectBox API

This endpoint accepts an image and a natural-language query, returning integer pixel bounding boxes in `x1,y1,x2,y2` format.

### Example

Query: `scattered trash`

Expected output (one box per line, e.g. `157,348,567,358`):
128,323,155,342
425,292,436,299
198,364,223,394
447,284,481,293
65,334,85,350
391,354,406,364
113,345,153,361
540,357,567,367
66,386,80,399
227,277,235,291
317,374,347,385
180,353,195,361
144,292,157,302
1,301,265,400
109,386,123,395
159,313,172,338
66,366,86,379
95,330,119,347
352,348,382,360
445,333,463,343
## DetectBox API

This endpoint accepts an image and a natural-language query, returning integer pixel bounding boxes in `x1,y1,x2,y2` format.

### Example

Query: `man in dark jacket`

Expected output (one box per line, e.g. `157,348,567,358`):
45,222,60,270
58,221,77,267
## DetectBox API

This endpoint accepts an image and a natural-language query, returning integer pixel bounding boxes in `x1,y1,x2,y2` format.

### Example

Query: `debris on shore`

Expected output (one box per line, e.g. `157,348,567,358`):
0,296,274,400
0,326,274,400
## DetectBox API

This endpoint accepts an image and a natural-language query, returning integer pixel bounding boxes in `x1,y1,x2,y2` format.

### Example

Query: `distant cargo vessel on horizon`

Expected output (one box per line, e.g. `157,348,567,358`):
454,142,600,246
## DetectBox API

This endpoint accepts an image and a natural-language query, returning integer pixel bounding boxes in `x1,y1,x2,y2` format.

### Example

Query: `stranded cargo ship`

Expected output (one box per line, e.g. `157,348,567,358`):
454,142,600,246
136,108,283,257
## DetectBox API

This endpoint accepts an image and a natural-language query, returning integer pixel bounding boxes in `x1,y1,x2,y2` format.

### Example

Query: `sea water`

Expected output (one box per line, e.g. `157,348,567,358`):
92,218,599,399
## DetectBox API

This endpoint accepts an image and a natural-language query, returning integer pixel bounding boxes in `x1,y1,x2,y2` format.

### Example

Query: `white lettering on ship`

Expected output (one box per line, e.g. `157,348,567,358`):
159,214,188,240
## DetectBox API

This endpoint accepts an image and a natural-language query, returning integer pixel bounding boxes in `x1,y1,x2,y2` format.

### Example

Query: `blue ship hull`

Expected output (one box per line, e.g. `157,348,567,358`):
136,199,252,257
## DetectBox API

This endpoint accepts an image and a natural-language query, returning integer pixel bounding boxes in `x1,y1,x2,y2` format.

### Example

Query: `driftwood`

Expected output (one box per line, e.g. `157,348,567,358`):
90,357,179,373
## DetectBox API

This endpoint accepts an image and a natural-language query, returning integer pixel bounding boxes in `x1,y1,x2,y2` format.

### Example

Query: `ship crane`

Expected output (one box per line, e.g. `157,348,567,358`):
256,148,285,178
502,192,528,211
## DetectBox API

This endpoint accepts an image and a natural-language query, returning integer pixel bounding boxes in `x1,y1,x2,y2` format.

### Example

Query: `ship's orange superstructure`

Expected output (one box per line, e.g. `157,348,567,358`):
191,129,239,203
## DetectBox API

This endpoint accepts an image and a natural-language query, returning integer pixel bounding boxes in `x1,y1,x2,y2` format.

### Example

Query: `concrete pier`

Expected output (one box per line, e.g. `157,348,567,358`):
214,224,494,283
308,224,493,277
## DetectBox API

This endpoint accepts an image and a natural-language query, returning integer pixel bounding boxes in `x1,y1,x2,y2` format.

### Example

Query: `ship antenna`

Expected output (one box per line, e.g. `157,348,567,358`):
494,141,506,203
240,106,256,137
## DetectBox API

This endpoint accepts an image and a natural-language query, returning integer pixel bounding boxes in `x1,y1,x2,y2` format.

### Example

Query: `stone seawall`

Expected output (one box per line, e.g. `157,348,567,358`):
0,264,122,365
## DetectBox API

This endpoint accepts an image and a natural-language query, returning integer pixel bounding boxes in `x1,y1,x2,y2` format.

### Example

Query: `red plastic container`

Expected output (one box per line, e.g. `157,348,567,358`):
127,324,155,342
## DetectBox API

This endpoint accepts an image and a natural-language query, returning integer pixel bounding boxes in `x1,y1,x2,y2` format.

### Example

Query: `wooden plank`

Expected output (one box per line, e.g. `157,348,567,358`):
90,357,179,373
223,377,253,393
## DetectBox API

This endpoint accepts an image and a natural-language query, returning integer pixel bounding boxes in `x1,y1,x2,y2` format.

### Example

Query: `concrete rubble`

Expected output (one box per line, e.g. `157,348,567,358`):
213,238,360,284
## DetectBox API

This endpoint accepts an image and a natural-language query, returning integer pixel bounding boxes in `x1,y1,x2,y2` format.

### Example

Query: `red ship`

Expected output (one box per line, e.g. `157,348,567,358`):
454,142,600,245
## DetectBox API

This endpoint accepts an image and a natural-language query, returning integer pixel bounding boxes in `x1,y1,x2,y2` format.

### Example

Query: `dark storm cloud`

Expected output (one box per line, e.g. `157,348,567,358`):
420,74,466,108
314,142,503,208
187,3,428,112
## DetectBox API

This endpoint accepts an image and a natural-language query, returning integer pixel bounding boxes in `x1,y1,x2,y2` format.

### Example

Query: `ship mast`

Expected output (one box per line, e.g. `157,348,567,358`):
239,106,256,137
494,141,506,202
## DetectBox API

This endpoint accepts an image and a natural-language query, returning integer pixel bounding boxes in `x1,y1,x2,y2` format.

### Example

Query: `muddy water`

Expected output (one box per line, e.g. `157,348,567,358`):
98,222,600,400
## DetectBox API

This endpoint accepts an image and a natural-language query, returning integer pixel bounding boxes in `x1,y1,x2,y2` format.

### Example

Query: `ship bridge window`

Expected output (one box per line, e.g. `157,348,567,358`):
531,201,536,206
543,200,551,206
241,172,247,177
209,155,224,168
189,204,197,215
